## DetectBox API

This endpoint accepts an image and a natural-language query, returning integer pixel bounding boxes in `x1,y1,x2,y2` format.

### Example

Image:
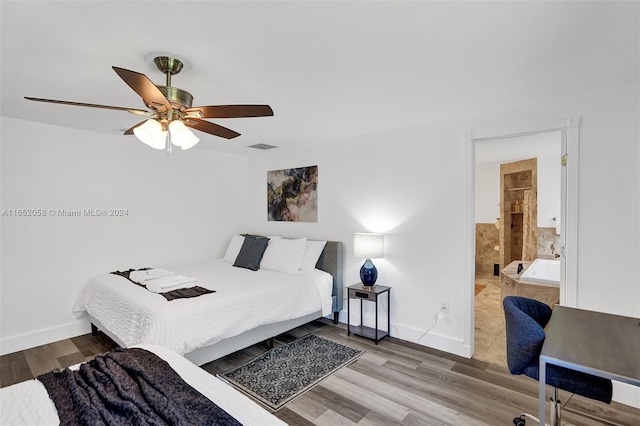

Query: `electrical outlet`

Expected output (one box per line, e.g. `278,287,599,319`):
440,299,449,313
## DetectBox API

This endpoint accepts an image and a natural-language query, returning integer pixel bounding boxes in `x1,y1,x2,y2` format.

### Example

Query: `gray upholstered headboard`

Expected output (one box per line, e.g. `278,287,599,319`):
316,241,344,324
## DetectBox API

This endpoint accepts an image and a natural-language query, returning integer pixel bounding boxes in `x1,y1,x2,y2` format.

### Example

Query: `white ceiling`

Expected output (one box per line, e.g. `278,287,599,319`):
475,131,561,168
1,1,638,155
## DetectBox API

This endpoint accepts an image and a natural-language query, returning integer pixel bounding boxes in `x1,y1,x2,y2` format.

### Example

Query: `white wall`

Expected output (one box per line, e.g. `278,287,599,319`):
475,132,562,228
245,120,470,355
475,165,500,224
243,82,639,405
0,117,248,354
471,83,639,317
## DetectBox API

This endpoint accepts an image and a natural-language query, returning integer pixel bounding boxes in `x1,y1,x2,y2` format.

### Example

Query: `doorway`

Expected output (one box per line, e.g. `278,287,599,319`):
464,117,580,364
473,133,559,366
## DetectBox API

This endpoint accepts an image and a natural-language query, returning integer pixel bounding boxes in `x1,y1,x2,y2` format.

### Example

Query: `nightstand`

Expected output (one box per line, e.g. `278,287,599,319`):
347,284,391,344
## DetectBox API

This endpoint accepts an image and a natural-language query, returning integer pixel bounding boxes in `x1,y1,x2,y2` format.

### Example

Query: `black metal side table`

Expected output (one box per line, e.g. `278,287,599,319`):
347,283,391,344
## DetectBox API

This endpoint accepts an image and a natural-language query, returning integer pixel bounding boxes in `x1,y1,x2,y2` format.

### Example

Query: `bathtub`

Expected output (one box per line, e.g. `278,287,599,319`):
519,258,560,286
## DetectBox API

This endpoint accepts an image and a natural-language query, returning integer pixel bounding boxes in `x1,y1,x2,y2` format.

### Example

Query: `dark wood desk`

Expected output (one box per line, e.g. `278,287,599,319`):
538,306,640,425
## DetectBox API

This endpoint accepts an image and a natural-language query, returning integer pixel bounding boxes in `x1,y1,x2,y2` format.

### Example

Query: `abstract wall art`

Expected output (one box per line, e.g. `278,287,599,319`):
267,165,318,222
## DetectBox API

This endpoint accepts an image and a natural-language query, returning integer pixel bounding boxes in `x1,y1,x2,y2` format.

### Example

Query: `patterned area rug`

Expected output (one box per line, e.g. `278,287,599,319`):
219,334,364,411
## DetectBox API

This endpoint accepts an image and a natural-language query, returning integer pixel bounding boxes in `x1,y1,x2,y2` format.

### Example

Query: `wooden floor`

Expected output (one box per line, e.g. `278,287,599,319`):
0,332,118,387
2,320,638,426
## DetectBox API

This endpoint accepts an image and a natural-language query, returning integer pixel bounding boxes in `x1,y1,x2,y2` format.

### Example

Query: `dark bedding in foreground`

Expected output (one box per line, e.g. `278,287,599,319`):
111,268,215,301
38,348,241,426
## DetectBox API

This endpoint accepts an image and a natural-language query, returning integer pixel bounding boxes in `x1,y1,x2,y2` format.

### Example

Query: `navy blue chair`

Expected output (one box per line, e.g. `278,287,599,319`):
503,296,612,425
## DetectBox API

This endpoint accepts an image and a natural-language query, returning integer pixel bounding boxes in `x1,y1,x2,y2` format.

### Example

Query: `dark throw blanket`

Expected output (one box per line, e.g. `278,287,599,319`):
38,348,242,426
111,269,215,301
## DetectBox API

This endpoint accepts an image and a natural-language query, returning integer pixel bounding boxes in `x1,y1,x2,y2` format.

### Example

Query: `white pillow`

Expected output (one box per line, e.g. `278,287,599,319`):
222,235,245,263
300,240,328,271
260,238,307,274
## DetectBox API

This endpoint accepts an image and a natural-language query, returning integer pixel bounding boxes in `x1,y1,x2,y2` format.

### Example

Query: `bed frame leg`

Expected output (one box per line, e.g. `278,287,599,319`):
91,323,99,336
267,338,274,350
333,312,339,324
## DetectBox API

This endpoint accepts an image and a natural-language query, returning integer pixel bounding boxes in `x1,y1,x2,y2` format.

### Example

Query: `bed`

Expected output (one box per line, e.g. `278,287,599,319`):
73,238,343,366
0,344,286,425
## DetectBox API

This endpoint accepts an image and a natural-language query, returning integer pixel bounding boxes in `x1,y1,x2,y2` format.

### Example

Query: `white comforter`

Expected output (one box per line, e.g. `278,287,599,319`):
73,259,332,355
0,344,286,426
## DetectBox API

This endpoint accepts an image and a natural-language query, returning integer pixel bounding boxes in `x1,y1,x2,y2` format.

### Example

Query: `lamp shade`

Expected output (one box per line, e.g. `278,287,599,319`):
353,233,384,259
133,119,167,150
169,120,200,150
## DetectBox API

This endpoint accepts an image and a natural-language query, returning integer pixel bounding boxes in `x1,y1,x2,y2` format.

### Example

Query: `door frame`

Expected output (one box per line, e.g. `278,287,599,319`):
463,117,580,357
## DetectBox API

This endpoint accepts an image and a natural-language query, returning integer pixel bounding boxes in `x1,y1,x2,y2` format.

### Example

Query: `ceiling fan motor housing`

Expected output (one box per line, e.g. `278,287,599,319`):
149,56,194,111
155,86,193,110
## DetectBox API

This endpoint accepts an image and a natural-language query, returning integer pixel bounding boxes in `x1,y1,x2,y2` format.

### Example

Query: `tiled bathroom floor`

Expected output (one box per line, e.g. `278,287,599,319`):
474,273,560,367
474,274,507,367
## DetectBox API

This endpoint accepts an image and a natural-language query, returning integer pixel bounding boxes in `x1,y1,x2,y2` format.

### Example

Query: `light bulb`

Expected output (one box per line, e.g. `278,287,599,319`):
133,119,167,150
169,120,200,150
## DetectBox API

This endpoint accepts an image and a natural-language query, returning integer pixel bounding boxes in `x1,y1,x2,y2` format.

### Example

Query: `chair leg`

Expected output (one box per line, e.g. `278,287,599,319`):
513,413,550,426
518,388,606,426
512,387,562,426
513,415,527,426
550,387,562,426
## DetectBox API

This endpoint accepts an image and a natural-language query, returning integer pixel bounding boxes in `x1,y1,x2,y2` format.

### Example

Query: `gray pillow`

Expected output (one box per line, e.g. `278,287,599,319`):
233,235,270,271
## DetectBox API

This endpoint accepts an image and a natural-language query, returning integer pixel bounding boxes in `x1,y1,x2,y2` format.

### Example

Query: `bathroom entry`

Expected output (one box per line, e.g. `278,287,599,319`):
473,131,561,367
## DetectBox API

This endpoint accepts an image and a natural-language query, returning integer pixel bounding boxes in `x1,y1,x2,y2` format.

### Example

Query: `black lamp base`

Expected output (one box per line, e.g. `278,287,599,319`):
360,259,378,286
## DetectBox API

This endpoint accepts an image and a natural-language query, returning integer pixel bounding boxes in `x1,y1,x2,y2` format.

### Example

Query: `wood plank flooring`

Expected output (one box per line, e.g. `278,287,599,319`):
2,320,638,425
0,333,118,387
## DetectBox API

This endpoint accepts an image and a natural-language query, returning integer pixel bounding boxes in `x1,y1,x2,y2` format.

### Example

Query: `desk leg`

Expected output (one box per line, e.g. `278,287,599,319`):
387,290,390,339
347,296,350,336
375,297,378,344
539,358,546,426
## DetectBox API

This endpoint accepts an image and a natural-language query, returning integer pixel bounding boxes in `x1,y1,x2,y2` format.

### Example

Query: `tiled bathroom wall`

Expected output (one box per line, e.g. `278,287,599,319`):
475,223,500,275
537,227,560,258
475,224,560,274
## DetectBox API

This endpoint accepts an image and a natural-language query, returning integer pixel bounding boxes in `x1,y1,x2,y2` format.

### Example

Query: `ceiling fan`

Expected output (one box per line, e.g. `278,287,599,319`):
25,56,273,153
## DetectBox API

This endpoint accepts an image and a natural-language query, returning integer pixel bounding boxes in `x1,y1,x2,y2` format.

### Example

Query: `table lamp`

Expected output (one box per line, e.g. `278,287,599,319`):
353,233,384,286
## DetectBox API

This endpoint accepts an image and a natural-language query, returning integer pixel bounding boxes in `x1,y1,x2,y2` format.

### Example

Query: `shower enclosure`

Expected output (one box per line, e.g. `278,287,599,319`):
499,158,537,269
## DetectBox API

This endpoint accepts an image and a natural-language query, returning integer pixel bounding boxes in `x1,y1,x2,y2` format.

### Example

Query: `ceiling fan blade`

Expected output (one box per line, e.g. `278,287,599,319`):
185,118,241,139
24,97,153,115
185,105,273,119
123,121,147,135
112,67,171,112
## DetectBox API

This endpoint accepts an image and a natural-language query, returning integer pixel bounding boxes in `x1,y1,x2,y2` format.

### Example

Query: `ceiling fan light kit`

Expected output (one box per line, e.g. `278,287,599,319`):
169,119,200,150
25,55,273,155
133,119,168,150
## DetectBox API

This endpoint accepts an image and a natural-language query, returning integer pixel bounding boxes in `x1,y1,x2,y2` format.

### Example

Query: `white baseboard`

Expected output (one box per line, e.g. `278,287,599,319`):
337,310,469,358
613,381,640,409
0,321,90,356
392,321,469,357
